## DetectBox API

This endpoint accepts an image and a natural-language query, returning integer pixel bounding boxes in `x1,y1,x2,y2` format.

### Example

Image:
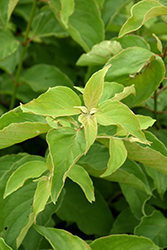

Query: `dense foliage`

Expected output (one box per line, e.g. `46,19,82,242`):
1,0,167,249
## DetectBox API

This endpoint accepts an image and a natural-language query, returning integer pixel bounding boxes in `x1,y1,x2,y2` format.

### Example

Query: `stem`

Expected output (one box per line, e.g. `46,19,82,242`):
10,0,37,110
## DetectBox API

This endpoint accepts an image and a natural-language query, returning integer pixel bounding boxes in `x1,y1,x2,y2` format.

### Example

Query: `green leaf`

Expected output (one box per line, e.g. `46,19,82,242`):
22,195,64,250
33,177,51,222
79,143,109,177
112,84,136,101
60,0,74,28
21,86,81,117
0,28,19,61
83,65,110,111
0,107,50,149
120,184,151,220
16,213,35,249
90,234,160,250
32,6,68,38
0,0,19,25
4,160,47,198
47,127,86,203
49,0,104,52
124,139,167,176
145,165,167,199
153,33,163,54
110,208,139,234
34,225,91,250
106,158,151,194
56,179,113,235
136,115,156,130
0,179,37,249
104,47,164,107
119,0,167,37
68,164,95,203
122,56,165,107
76,40,122,66
101,0,131,26
99,82,124,104
0,153,27,179
115,34,150,50
21,64,73,92
0,45,21,74
135,210,167,248
78,114,97,153
105,47,154,83
101,137,127,177
0,238,13,250
95,100,147,143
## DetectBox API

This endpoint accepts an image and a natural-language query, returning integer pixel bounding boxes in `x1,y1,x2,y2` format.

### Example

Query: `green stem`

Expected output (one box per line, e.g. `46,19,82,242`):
10,0,37,110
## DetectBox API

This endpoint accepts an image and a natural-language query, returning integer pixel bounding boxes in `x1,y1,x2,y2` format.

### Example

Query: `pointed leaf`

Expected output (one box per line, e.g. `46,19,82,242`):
0,28,19,61
21,86,81,117
95,100,147,143
68,164,95,203
79,144,151,194
112,84,136,101
76,40,122,66
49,0,104,52
83,65,110,110
135,210,167,248
101,137,127,177
34,225,91,250
0,0,19,25
90,234,160,250
153,33,163,54
119,0,167,37
47,127,86,203
16,213,35,249
60,0,74,28
33,177,51,222
0,238,13,250
0,107,50,149
136,115,156,130
4,160,47,198
78,113,97,152
124,140,167,176
21,64,73,92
